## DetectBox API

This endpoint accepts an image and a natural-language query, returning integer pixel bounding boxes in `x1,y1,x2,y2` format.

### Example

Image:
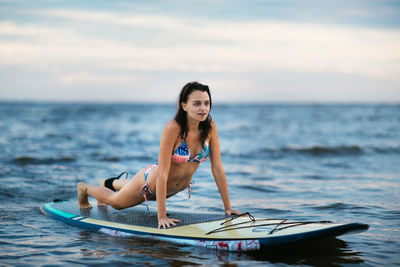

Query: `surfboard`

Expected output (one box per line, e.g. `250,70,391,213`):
41,200,369,252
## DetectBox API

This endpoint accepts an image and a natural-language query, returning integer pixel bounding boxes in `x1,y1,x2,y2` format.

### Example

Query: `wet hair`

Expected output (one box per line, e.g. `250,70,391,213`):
174,82,212,147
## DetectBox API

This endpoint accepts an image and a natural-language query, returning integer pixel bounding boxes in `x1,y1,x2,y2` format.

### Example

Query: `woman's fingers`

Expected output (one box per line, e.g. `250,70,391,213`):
158,217,181,229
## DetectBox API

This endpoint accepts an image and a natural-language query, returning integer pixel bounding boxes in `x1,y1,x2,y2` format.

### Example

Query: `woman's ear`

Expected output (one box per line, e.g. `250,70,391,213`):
181,102,187,112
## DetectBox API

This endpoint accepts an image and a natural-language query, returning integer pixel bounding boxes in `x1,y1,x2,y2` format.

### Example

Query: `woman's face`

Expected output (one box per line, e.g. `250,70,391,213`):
182,90,210,122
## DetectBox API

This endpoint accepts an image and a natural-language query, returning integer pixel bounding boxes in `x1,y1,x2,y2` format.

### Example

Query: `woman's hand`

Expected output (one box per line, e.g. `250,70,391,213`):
225,208,242,216
158,216,181,229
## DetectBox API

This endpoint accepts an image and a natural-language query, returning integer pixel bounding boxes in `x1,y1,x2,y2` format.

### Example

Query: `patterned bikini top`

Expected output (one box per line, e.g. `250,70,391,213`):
171,140,210,163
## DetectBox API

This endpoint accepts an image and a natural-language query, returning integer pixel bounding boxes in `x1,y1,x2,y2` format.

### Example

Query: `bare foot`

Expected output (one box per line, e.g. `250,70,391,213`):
97,179,107,206
77,182,92,209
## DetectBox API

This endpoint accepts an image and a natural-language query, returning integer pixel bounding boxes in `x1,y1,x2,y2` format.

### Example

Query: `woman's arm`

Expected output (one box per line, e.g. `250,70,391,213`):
209,121,241,215
156,120,181,228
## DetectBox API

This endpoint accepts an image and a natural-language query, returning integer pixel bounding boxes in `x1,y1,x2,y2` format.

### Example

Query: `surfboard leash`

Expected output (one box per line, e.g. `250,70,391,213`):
206,216,333,235
268,220,333,234
220,212,256,225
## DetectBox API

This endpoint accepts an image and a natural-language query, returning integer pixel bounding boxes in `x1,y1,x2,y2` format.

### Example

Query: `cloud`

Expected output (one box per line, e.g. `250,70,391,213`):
0,6,399,102
55,73,142,84
1,9,400,82
41,8,190,31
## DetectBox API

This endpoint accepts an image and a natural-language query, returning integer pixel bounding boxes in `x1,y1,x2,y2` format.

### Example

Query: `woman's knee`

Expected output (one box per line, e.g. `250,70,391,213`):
111,204,124,210
109,195,142,210
110,202,126,210
108,196,126,210
110,196,144,210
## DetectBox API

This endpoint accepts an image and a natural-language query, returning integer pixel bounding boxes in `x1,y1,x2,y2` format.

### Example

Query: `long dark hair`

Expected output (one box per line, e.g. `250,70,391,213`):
174,82,212,147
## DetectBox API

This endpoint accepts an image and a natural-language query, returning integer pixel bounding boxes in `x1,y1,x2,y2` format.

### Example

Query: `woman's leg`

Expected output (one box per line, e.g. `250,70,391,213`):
100,178,130,191
77,182,112,209
78,169,147,209
97,178,130,205
100,164,158,193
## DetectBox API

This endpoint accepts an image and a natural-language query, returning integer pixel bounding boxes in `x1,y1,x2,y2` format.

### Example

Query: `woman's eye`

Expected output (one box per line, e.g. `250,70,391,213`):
193,101,209,106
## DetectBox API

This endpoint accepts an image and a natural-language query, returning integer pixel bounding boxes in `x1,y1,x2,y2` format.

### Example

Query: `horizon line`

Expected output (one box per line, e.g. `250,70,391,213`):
0,99,399,105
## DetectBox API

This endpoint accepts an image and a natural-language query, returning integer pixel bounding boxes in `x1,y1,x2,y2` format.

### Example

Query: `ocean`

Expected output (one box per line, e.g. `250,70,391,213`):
0,102,399,266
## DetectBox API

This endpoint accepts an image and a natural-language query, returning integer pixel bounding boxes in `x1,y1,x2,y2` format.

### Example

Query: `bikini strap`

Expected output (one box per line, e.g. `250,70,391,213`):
187,180,195,199
141,164,157,216
143,186,152,215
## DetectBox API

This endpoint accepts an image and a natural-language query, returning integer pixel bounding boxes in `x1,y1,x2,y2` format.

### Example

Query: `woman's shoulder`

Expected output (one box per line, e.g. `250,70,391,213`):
164,119,181,133
160,120,180,143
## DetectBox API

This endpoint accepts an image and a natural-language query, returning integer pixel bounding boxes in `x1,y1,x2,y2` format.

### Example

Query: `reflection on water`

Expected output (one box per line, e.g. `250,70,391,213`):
74,231,365,266
247,238,364,266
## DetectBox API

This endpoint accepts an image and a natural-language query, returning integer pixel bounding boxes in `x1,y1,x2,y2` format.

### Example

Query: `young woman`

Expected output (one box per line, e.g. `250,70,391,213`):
77,82,241,229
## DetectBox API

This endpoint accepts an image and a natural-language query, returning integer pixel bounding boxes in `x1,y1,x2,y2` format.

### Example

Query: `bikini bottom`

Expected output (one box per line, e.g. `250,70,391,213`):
138,163,157,201
138,163,194,202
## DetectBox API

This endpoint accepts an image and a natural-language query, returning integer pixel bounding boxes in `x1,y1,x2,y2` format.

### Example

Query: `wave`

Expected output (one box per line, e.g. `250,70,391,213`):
261,145,363,156
96,155,155,162
239,184,279,193
11,156,76,165
225,144,400,158
312,202,366,211
284,145,363,155
373,147,400,154
11,154,156,165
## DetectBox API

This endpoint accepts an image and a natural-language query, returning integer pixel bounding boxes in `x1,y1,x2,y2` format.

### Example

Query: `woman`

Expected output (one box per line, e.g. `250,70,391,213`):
77,82,241,229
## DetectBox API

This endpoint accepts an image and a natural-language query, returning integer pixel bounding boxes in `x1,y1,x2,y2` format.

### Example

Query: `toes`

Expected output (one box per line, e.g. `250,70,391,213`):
80,204,92,209
77,182,85,190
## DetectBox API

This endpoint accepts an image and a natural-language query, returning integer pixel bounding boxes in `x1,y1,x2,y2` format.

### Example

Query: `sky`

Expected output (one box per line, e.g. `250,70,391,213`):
1,0,400,103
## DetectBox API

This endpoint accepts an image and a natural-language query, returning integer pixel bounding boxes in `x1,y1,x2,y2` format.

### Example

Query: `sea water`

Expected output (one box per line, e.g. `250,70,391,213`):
0,102,399,266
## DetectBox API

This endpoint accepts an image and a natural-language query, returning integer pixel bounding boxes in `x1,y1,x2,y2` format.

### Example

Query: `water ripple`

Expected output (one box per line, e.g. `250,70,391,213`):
11,156,76,165
312,202,367,211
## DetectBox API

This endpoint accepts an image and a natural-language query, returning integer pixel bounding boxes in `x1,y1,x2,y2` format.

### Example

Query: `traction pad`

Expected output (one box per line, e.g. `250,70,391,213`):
55,201,227,228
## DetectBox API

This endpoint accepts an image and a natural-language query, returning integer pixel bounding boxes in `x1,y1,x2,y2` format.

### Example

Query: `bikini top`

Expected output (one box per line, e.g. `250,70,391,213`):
171,140,210,163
